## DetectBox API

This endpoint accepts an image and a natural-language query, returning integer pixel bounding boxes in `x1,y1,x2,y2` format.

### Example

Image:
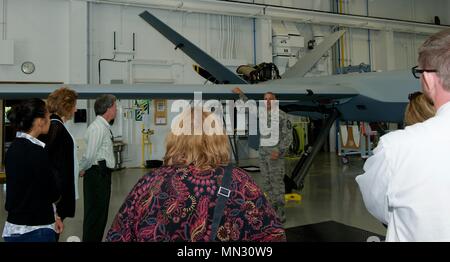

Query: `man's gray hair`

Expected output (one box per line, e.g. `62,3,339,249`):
418,28,450,90
94,94,117,116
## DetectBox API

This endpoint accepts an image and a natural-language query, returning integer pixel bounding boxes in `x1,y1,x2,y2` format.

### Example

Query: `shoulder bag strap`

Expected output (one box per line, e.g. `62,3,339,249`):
210,164,233,241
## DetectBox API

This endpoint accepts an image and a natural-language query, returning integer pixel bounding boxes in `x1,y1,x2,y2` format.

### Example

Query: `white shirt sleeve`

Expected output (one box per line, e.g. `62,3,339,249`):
355,140,392,224
79,124,103,172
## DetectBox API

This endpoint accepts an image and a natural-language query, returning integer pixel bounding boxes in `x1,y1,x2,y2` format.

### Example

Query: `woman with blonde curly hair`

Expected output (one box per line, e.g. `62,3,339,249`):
404,91,436,126
107,108,285,242
39,87,78,241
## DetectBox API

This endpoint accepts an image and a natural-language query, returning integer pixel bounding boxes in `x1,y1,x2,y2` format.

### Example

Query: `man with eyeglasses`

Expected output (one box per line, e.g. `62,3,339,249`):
356,28,450,242
411,66,438,79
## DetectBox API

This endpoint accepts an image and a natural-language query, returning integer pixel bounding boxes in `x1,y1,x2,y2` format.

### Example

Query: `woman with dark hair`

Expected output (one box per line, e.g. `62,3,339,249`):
39,87,78,241
2,99,63,242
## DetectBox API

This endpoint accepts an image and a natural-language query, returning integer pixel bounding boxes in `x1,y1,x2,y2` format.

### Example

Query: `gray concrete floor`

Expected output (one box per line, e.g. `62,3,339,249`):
0,152,386,242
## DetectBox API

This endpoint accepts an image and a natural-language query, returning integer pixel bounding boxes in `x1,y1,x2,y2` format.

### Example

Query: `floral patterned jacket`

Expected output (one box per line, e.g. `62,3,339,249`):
106,165,286,242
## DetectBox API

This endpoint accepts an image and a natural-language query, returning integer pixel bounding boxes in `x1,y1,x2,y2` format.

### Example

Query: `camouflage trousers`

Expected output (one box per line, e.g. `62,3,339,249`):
259,152,286,223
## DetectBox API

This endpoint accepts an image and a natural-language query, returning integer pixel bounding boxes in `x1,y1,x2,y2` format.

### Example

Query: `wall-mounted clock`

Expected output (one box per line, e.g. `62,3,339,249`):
21,61,35,74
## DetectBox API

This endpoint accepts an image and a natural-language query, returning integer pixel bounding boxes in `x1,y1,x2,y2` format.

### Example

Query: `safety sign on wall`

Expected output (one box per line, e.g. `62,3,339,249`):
134,100,150,121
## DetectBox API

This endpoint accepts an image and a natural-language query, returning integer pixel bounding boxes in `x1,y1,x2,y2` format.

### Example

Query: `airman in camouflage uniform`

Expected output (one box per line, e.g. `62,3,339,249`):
233,88,293,223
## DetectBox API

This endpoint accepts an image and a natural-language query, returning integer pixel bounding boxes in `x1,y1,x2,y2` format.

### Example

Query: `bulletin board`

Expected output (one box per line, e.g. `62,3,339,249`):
154,99,167,125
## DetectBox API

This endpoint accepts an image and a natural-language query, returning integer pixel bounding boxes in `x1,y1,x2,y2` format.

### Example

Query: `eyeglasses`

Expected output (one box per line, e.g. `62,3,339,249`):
411,66,437,79
408,91,422,101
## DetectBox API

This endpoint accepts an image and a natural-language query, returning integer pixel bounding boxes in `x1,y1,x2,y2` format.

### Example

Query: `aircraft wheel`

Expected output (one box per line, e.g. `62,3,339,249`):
341,156,349,165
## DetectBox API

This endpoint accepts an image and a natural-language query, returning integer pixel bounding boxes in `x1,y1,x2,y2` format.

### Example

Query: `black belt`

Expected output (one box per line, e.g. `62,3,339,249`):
90,160,112,173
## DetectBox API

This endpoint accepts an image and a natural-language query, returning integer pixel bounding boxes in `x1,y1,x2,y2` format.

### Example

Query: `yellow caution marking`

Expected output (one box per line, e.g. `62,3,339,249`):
285,193,302,204
0,171,5,184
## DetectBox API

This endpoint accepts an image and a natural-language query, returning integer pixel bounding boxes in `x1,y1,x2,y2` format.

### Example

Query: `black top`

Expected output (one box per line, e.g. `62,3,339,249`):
39,114,76,219
5,138,60,226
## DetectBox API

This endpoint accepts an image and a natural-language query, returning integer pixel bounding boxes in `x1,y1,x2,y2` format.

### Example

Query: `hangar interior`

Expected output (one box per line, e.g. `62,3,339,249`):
0,0,449,242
